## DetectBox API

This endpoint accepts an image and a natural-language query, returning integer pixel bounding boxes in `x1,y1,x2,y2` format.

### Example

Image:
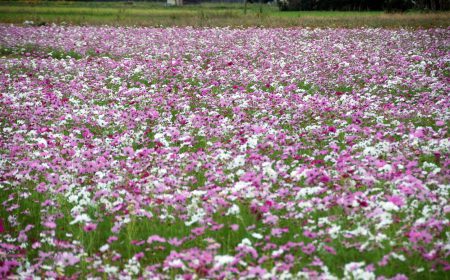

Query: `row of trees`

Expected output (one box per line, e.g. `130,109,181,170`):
278,0,450,11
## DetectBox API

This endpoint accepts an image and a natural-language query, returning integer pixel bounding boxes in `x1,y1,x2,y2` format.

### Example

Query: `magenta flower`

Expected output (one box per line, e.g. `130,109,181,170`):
302,243,316,255
134,252,145,261
147,235,166,244
387,195,405,208
323,245,336,255
408,230,433,244
108,236,118,243
83,223,97,232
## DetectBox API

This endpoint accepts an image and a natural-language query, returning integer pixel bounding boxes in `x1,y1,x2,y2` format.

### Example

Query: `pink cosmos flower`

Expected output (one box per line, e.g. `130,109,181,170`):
408,230,433,244
134,252,145,261
43,221,56,229
57,252,80,267
302,243,316,255
391,274,408,280
413,128,425,138
108,236,118,243
168,238,184,246
323,245,336,255
83,223,97,232
387,195,405,208
191,226,205,236
230,224,239,231
123,146,135,157
147,235,166,244
435,120,445,126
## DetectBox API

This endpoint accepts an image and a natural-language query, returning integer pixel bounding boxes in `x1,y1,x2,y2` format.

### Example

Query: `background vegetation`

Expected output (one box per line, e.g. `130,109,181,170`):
0,1,449,28
278,0,449,12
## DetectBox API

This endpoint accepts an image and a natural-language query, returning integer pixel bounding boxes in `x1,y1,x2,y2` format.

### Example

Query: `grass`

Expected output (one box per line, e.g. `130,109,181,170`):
0,1,449,28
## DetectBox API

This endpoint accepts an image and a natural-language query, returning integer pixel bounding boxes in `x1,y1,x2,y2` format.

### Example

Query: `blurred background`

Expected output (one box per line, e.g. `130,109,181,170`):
0,0,449,28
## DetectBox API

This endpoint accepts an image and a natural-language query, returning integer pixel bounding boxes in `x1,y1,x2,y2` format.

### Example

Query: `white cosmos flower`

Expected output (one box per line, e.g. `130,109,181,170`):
69,213,92,225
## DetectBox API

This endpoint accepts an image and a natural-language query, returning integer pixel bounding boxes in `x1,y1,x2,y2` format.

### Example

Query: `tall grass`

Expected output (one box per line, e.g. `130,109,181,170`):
0,1,448,28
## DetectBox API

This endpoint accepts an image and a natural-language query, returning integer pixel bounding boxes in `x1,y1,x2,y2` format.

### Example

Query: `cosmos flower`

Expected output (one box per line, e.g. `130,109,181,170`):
83,223,97,232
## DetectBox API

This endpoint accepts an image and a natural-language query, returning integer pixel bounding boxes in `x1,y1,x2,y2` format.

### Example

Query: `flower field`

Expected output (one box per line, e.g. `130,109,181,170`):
0,26,449,279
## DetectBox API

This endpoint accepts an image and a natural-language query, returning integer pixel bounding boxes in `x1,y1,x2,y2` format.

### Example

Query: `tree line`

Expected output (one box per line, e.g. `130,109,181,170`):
278,0,450,11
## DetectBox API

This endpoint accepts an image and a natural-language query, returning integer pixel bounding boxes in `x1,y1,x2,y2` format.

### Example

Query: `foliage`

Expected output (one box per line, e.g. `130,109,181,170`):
0,1,449,27
278,0,449,11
